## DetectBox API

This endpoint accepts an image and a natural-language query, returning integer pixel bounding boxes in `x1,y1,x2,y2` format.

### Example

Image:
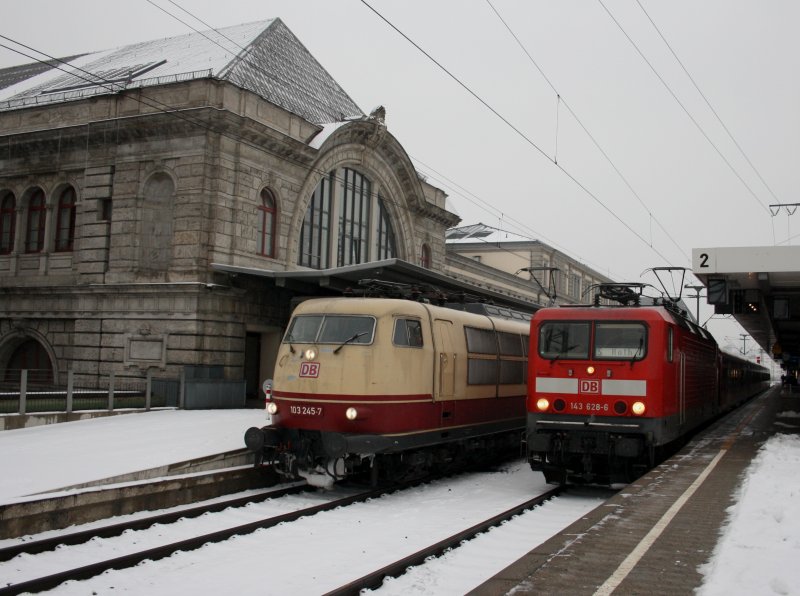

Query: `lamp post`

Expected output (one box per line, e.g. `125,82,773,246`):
684,284,705,324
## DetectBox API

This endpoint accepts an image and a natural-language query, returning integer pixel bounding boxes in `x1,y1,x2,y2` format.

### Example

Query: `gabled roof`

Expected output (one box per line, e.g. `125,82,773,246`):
0,19,363,124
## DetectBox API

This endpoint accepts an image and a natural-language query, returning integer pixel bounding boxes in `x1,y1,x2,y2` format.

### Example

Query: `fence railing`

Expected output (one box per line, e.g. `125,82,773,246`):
0,369,247,414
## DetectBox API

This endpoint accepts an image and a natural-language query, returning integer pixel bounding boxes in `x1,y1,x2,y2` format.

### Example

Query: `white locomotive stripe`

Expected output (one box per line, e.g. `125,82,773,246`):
536,377,578,394
601,379,647,396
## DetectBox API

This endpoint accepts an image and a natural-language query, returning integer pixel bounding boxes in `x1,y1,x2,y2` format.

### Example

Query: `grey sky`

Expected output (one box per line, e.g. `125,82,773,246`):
2,0,797,353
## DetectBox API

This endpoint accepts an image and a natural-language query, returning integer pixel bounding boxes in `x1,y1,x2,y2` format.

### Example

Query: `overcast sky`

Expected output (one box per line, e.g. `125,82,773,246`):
2,0,797,356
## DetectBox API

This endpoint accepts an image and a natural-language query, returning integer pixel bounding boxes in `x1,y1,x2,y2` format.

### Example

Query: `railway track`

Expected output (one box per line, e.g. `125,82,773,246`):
0,476,437,595
323,484,567,596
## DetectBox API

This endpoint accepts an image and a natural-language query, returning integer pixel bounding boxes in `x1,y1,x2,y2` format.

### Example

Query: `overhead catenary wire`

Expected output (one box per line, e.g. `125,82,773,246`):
597,0,773,220
358,0,676,269
485,0,691,264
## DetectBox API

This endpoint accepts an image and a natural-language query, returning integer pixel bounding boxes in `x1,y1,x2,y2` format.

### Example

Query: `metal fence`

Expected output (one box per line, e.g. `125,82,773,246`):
0,368,247,414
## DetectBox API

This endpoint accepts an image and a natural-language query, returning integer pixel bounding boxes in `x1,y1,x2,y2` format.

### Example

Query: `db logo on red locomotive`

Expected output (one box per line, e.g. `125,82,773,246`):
579,379,600,394
299,362,320,378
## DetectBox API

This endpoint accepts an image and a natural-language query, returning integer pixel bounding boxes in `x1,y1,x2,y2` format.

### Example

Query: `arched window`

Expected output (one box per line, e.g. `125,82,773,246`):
299,173,333,269
55,186,76,252
299,168,398,270
257,188,277,258
420,243,431,268
376,197,396,260
25,188,46,253
0,191,15,254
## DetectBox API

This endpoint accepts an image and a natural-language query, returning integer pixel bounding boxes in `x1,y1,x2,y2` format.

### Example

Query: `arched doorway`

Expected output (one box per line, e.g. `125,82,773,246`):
4,339,54,385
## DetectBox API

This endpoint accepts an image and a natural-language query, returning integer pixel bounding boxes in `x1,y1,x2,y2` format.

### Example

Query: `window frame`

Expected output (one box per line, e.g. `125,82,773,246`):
257,188,277,258
25,188,46,254
54,186,77,252
0,191,15,255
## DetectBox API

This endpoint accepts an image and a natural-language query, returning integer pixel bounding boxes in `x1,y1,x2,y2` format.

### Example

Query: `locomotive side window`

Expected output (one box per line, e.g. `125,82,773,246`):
594,322,647,360
465,327,497,354
498,332,524,356
538,322,590,359
393,318,423,347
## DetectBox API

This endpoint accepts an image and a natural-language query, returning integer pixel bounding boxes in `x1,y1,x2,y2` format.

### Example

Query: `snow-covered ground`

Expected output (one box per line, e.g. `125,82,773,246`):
1,409,798,594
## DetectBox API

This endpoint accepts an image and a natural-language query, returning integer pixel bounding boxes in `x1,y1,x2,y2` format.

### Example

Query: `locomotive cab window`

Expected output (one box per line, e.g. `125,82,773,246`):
285,314,375,344
594,322,647,360
393,318,423,347
538,322,590,359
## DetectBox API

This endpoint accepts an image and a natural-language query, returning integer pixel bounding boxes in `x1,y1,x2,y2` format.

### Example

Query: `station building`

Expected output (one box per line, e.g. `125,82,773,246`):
0,19,609,403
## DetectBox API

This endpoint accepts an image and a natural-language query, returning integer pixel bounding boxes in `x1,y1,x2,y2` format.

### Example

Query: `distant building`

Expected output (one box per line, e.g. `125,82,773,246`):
0,19,458,399
445,224,613,306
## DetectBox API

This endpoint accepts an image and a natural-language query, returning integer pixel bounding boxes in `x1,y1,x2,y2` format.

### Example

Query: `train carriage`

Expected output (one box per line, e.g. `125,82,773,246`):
245,296,531,487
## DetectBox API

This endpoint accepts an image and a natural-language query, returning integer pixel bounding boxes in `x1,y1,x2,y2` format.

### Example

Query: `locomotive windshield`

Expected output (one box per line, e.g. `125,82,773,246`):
594,322,647,360
538,320,647,361
285,314,375,344
538,322,590,359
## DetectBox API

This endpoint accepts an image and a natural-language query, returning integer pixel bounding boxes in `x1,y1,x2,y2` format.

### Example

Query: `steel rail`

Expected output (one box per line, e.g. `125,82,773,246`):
323,485,566,596
0,480,422,595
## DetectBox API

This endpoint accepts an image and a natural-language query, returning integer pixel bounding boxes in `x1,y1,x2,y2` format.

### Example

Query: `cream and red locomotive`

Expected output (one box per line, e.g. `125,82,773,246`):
526,283,770,484
245,296,531,487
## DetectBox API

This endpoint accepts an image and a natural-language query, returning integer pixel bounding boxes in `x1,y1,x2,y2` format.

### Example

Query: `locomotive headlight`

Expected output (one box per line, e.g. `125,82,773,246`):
345,407,358,420
536,398,550,412
631,401,646,416
586,366,595,375
304,348,317,361
267,402,278,415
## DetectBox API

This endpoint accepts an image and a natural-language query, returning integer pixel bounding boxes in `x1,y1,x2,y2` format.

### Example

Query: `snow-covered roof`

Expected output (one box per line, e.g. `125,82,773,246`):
0,19,363,125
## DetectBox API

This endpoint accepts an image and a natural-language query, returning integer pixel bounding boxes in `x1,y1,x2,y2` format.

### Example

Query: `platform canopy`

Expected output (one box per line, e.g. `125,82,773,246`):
212,258,540,314
692,245,800,372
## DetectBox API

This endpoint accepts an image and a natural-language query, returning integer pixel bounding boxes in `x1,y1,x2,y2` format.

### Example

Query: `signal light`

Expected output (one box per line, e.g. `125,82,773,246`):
631,401,646,416
536,398,550,412
345,407,358,420
586,366,595,375
267,402,278,415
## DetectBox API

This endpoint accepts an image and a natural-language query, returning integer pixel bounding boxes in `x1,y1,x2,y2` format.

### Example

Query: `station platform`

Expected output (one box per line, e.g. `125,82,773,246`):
469,384,792,595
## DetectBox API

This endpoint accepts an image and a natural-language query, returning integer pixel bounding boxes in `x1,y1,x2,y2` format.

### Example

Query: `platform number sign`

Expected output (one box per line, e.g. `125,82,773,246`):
300,361,320,378
579,379,600,394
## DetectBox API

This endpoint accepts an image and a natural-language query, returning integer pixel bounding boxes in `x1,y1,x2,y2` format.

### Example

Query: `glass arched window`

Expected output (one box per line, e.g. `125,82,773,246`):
55,186,76,252
420,243,431,268
25,188,46,253
299,168,398,270
376,197,396,260
257,188,277,258
0,191,15,254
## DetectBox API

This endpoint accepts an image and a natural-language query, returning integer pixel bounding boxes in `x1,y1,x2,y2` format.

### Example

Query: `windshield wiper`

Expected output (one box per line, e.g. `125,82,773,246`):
334,332,369,354
630,337,644,366
284,333,296,354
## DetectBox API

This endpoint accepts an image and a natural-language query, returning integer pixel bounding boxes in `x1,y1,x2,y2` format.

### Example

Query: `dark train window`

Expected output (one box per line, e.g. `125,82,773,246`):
538,322,590,359
499,360,525,384
498,332,524,356
393,318,423,347
594,322,647,360
468,358,497,384
465,327,497,354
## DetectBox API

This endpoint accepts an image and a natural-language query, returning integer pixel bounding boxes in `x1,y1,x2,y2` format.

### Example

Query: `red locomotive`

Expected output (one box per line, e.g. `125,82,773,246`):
245,294,532,487
526,283,770,484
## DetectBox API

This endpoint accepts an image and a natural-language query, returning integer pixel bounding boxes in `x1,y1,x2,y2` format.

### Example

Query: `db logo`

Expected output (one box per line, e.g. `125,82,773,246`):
579,379,600,394
299,362,320,378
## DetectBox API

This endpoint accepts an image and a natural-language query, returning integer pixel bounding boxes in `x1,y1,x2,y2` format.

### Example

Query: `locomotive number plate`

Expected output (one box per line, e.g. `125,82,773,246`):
289,405,323,416
567,401,609,413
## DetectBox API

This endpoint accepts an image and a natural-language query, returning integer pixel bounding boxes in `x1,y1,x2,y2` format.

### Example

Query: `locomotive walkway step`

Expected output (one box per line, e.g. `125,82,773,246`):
469,385,784,595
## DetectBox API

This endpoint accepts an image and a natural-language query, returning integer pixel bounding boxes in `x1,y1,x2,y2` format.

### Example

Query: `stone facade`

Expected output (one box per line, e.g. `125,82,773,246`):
0,60,458,397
